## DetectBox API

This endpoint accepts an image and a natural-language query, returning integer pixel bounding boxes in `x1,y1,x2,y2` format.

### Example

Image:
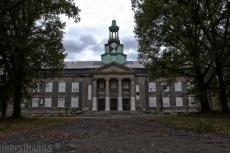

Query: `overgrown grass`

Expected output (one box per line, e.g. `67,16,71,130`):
0,116,75,134
155,113,230,134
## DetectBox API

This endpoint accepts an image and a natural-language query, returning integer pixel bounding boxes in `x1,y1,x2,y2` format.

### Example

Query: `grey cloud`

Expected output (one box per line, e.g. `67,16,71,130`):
80,34,97,46
63,34,104,60
63,25,138,61
121,37,138,51
66,26,107,39
126,49,138,61
66,52,78,60
63,39,84,53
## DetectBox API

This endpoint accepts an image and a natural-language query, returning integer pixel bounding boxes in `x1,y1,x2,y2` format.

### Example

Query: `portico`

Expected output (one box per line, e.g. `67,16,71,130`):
91,63,136,111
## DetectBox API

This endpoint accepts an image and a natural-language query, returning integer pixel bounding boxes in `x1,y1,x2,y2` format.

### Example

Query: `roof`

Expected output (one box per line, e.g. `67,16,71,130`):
64,61,145,69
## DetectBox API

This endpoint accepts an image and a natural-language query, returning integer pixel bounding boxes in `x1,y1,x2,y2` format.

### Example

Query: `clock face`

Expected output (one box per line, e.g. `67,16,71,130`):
111,42,117,48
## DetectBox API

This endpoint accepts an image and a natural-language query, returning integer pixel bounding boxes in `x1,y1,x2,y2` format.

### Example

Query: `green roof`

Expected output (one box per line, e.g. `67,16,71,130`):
109,20,119,32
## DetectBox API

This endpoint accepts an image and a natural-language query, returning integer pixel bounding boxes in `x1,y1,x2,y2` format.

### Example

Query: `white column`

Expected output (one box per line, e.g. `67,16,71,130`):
131,97,136,111
118,97,122,111
130,79,136,111
118,78,123,111
92,97,97,111
92,79,97,111
105,78,110,111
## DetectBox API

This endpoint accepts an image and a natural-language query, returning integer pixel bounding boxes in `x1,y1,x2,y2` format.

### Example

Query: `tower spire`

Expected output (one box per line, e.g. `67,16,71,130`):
101,20,127,64
109,19,119,42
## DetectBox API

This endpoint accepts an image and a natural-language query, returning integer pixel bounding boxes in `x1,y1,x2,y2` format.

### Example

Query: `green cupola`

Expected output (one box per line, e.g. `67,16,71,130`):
101,20,127,64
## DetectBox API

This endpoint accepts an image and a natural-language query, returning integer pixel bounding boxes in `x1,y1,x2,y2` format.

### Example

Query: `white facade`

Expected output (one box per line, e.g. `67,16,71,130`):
176,97,183,106
163,97,170,107
58,82,66,92
149,97,157,107
175,82,182,91
71,97,79,108
149,82,156,92
72,82,79,92
45,98,52,107
58,98,65,108
32,98,39,107
45,82,53,92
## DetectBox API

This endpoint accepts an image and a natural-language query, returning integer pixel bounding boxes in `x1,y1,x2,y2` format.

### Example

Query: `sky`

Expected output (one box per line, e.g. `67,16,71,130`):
62,0,138,61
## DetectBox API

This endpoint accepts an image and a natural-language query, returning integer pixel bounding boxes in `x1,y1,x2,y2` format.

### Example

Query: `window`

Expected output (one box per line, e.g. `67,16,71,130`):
175,82,182,91
88,85,92,100
33,83,40,93
45,82,53,92
136,85,139,92
72,82,79,92
98,81,105,89
110,81,117,89
45,98,52,107
149,82,156,92
189,96,196,106
149,97,157,107
0,68,3,75
163,97,170,107
136,93,140,100
40,99,44,105
176,97,183,106
161,82,169,92
123,82,129,89
58,98,65,108
71,97,79,108
32,98,39,107
136,85,140,100
58,82,66,92
187,82,193,90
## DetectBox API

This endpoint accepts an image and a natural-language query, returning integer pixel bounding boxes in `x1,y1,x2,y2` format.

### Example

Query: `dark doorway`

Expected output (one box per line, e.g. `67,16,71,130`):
98,99,105,111
110,98,117,111
123,98,130,110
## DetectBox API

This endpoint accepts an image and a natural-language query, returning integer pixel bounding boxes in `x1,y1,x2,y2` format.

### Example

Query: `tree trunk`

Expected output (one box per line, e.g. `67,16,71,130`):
1,100,7,118
196,74,211,113
12,83,22,118
198,88,211,113
216,61,229,112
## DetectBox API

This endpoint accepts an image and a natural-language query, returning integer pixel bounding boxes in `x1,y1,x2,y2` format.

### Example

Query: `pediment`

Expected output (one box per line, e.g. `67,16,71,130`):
92,62,134,74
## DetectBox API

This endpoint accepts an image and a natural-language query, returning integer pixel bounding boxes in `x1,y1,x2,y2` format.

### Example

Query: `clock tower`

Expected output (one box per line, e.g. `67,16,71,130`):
101,20,127,64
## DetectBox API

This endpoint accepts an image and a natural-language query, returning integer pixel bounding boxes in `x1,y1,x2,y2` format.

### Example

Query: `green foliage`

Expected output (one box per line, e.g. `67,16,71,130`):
196,119,214,133
132,0,230,112
0,0,80,118
157,113,230,134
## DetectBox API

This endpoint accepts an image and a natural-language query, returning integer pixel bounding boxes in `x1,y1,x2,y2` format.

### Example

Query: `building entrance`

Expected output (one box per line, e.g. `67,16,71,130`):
97,99,105,111
110,98,118,111
123,98,130,110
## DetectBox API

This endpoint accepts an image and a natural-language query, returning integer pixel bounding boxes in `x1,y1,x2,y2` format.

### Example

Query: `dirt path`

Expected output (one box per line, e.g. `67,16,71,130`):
1,116,230,153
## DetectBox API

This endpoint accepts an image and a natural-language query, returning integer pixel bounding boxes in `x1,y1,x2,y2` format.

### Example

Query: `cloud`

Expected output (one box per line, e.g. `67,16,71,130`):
63,34,104,61
122,36,138,51
63,39,84,53
62,0,138,61
63,32,138,61
79,35,96,46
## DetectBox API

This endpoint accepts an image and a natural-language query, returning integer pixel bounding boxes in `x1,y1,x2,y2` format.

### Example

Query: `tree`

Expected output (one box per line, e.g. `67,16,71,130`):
132,0,229,112
0,68,11,118
0,0,80,118
197,1,230,112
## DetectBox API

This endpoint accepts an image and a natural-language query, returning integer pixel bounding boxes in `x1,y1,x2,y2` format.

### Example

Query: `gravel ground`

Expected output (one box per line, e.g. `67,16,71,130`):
1,114,230,153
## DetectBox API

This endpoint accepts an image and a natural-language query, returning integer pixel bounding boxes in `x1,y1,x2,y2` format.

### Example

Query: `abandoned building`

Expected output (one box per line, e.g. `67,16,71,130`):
24,20,196,115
